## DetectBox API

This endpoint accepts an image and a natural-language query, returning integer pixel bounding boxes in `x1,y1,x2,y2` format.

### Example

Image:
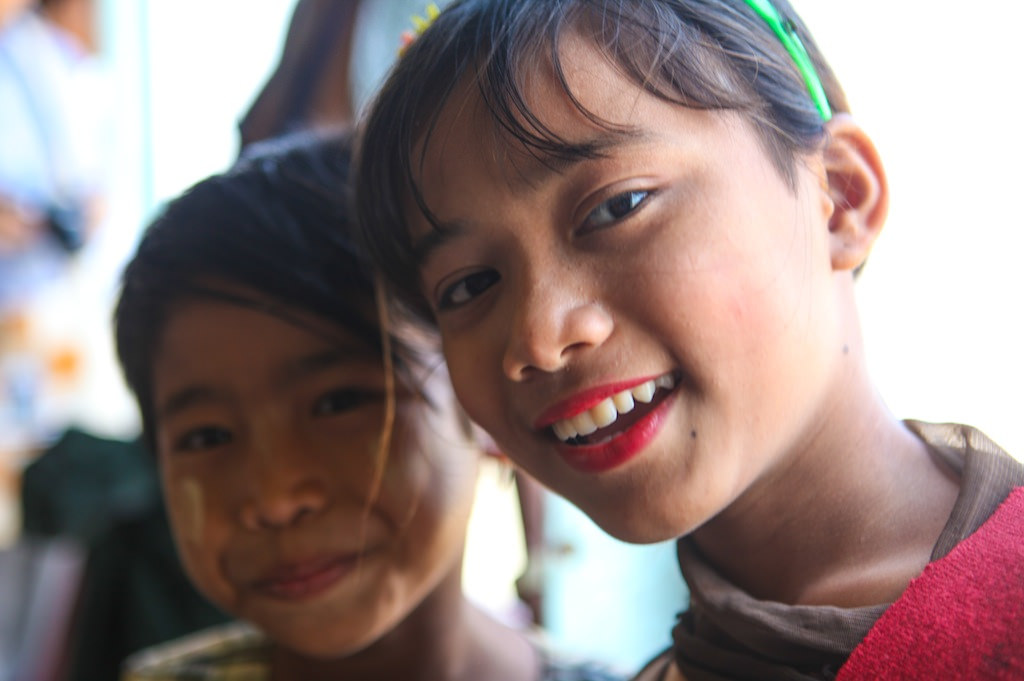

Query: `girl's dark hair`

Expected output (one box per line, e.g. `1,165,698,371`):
115,131,436,452
355,0,849,319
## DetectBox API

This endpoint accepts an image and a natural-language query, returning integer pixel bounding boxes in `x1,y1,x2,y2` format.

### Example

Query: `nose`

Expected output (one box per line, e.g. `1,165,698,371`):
240,437,329,531
502,275,613,381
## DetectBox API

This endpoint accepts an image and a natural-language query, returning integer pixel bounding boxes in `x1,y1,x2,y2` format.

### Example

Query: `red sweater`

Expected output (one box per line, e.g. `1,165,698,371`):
838,486,1024,680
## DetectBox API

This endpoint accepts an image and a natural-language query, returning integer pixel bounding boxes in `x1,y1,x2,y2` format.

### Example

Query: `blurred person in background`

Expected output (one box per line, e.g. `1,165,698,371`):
0,0,112,473
115,130,623,681
1,5,123,681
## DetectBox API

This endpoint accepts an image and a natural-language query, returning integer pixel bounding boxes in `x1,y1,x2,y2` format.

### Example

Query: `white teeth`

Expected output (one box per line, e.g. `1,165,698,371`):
571,411,598,436
549,373,677,443
591,398,618,428
632,380,656,403
612,391,635,414
552,420,578,441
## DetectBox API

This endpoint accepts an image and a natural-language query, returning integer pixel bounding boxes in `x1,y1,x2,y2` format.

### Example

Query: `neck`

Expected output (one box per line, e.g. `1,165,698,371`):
269,568,538,681
691,333,960,608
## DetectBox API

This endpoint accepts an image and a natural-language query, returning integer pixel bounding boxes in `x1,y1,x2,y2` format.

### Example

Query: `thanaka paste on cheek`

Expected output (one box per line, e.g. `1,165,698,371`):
179,478,205,545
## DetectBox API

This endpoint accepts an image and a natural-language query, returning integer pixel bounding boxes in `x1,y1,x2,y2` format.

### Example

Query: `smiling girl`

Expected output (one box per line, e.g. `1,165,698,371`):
113,132,622,681
354,1,1024,678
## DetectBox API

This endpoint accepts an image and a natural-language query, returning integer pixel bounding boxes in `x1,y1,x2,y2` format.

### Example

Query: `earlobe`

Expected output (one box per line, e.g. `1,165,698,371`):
822,114,890,272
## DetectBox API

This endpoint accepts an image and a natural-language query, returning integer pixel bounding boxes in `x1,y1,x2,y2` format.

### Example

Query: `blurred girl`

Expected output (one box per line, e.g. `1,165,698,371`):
114,132,621,681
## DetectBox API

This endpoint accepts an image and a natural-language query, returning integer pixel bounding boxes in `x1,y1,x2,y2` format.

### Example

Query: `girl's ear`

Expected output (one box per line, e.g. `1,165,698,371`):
821,114,889,272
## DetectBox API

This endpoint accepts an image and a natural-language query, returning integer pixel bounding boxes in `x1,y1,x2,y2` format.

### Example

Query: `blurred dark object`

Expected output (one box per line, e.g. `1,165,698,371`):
0,536,86,681
21,428,154,538
238,0,361,151
44,201,86,253
21,428,229,681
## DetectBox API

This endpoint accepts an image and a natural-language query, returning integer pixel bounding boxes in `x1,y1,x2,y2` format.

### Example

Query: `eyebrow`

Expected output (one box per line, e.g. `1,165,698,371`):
412,221,465,269
158,385,223,420
157,347,378,420
273,347,376,388
411,127,651,267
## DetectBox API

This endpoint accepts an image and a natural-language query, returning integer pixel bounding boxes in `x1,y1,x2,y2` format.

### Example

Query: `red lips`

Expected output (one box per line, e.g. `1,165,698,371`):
553,388,677,473
534,375,662,428
535,374,678,474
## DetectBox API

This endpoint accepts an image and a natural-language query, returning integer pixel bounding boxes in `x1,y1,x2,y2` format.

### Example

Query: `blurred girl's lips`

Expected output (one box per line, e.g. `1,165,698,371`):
254,553,362,601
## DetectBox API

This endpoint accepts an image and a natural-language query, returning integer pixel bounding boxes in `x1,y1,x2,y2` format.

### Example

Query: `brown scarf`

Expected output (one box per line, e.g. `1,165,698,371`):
670,421,1024,681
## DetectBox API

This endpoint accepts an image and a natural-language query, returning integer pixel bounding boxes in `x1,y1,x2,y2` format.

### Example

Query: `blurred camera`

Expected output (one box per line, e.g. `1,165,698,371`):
44,202,86,253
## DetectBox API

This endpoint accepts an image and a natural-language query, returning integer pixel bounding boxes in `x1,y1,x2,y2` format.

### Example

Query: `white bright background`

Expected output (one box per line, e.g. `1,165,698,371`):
797,1,1024,458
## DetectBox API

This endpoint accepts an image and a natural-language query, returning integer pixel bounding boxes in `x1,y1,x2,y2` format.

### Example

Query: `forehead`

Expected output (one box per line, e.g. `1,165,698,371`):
154,299,368,382
153,293,450,401
412,30,750,221
417,32,643,183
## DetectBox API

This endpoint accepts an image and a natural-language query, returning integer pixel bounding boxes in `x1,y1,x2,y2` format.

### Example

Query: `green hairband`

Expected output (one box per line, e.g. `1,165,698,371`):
742,0,833,121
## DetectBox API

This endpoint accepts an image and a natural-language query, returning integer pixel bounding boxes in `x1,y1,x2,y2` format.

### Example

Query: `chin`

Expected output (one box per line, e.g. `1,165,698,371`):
585,500,694,546
273,624,384,660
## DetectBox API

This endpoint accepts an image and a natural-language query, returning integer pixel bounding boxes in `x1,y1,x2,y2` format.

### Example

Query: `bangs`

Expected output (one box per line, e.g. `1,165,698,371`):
415,2,757,180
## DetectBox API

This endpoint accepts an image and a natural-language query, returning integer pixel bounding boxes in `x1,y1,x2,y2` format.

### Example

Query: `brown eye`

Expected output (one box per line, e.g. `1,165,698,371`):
312,388,381,416
174,426,232,453
437,269,500,310
580,190,651,233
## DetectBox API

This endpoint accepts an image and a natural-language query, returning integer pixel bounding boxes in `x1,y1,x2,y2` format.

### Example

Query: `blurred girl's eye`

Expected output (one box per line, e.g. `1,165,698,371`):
312,388,382,416
437,269,500,310
580,190,651,233
174,426,232,453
